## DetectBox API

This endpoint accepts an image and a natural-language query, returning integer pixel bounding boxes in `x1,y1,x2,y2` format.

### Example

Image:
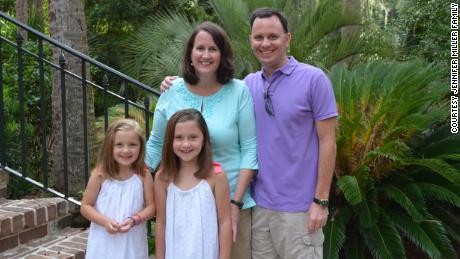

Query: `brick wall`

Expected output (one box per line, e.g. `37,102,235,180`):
0,198,70,253
0,169,8,199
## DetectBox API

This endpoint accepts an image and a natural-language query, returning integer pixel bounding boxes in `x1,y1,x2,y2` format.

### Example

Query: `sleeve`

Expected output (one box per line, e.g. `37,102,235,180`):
145,93,169,171
237,83,258,170
212,162,224,174
311,71,338,121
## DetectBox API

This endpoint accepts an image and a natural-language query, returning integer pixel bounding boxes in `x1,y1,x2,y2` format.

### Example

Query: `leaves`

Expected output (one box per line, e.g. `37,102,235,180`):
337,175,363,205
381,185,424,220
361,212,405,259
324,208,351,259
331,58,459,259
388,210,442,259
123,0,366,87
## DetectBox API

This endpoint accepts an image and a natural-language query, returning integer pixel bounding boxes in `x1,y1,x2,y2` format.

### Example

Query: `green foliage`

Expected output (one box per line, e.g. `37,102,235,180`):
122,0,365,87
122,11,197,87
0,0,15,13
147,222,156,254
1,19,53,198
94,103,151,149
85,0,161,68
325,60,459,259
394,0,450,71
85,0,209,83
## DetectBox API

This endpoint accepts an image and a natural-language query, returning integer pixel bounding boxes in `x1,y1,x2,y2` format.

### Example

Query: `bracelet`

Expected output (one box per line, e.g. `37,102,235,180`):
231,199,244,210
133,214,142,225
126,217,136,227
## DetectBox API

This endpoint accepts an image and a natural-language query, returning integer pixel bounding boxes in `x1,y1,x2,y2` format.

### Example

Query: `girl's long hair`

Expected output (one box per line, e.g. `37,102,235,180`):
160,109,213,182
97,119,146,179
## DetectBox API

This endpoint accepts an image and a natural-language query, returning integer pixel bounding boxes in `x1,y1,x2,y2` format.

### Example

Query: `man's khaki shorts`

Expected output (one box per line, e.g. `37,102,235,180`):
252,206,324,259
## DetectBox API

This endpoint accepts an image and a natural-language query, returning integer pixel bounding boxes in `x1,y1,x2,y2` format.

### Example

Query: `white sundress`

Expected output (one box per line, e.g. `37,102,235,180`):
85,174,148,259
165,179,219,259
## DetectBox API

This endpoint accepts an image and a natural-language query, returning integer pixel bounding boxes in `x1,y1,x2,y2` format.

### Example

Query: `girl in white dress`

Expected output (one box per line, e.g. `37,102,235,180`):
81,119,155,259
154,109,232,259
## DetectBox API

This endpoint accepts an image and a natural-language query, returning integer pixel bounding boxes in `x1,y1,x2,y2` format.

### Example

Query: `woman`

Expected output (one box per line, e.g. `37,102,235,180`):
146,22,257,259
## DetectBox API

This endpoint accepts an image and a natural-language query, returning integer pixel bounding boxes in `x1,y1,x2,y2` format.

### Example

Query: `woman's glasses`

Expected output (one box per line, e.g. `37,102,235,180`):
264,88,274,116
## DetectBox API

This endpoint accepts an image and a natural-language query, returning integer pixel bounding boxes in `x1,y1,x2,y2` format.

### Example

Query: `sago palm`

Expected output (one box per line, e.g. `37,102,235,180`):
324,60,460,259
122,0,363,87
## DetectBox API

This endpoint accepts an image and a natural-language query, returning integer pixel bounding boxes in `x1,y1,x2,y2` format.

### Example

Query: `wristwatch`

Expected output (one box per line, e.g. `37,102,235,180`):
231,199,244,210
313,197,329,208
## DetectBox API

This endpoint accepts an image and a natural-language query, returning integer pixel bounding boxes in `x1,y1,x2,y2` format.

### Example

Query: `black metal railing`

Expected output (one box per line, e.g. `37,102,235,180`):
0,12,161,209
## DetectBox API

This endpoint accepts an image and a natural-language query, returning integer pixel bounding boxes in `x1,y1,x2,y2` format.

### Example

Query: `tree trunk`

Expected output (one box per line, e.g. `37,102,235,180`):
48,0,97,196
15,0,28,40
340,0,361,66
31,0,45,31
15,0,45,39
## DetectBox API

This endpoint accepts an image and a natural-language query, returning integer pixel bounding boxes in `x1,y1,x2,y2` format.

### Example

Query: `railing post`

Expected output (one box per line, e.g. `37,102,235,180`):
59,53,69,198
38,39,48,187
0,27,5,166
102,74,109,131
144,97,150,139
144,97,152,237
82,59,89,184
124,80,129,118
17,32,26,175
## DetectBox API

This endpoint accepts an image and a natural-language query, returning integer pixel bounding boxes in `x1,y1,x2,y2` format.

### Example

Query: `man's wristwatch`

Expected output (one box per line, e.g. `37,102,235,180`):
313,197,329,208
231,199,244,210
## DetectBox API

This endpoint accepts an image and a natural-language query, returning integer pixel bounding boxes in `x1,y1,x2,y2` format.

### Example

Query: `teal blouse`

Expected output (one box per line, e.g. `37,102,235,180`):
146,78,258,209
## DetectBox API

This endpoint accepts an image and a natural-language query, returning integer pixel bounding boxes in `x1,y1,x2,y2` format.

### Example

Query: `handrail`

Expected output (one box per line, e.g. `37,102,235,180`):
0,11,159,220
0,11,161,96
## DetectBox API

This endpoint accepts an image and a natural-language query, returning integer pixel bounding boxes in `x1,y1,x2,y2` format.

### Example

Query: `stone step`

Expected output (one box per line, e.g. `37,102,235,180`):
0,198,71,253
0,227,87,259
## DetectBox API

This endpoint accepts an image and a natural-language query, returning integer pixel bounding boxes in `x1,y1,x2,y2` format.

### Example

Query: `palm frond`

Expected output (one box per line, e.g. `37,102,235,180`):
361,212,405,259
417,183,460,207
406,158,460,183
122,11,196,87
337,175,363,205
324,208,352,259
380,185,424,220
421,220,457,259
387,210,442,259
429,208,460,243
343,229,366,259
414,124,460,157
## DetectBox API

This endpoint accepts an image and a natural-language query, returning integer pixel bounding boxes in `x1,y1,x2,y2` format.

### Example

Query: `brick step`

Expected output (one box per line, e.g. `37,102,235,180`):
0,198,71,253
0,227,87,259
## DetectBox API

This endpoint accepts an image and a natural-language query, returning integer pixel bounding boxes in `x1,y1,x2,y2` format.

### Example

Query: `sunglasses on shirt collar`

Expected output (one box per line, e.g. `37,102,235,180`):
264,87,274,116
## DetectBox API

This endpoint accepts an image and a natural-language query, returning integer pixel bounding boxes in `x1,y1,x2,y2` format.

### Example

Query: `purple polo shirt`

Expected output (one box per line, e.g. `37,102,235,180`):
244,57,338,212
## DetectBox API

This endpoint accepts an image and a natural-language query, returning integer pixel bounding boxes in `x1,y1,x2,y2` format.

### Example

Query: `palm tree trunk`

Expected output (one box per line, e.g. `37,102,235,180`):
340,0,361,66
15,0,28,40
48,0,97,196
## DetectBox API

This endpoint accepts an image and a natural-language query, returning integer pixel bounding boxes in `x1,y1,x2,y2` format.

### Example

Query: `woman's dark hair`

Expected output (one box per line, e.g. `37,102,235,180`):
182,22,234,85
249,8,289,33
160,109,213,182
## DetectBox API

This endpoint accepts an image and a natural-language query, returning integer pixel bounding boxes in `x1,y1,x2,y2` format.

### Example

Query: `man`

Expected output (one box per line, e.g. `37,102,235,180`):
160,8,337,259
245,8,337,259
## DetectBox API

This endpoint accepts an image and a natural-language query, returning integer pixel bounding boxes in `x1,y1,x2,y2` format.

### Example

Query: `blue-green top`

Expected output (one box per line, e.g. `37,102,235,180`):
146,78,258,209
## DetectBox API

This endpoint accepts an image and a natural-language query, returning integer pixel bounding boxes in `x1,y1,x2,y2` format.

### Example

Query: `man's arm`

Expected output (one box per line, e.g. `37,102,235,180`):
308,117,336,232
160,76,178,92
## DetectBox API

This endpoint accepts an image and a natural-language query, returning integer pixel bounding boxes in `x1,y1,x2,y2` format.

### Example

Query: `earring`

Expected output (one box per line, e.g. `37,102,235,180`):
190,62,194,67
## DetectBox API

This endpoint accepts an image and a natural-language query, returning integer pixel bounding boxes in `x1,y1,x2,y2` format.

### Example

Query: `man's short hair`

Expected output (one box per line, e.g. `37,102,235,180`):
249,8,289,33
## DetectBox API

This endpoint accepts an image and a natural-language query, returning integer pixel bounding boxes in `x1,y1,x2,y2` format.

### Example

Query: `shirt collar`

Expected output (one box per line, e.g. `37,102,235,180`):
261,56,298,79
